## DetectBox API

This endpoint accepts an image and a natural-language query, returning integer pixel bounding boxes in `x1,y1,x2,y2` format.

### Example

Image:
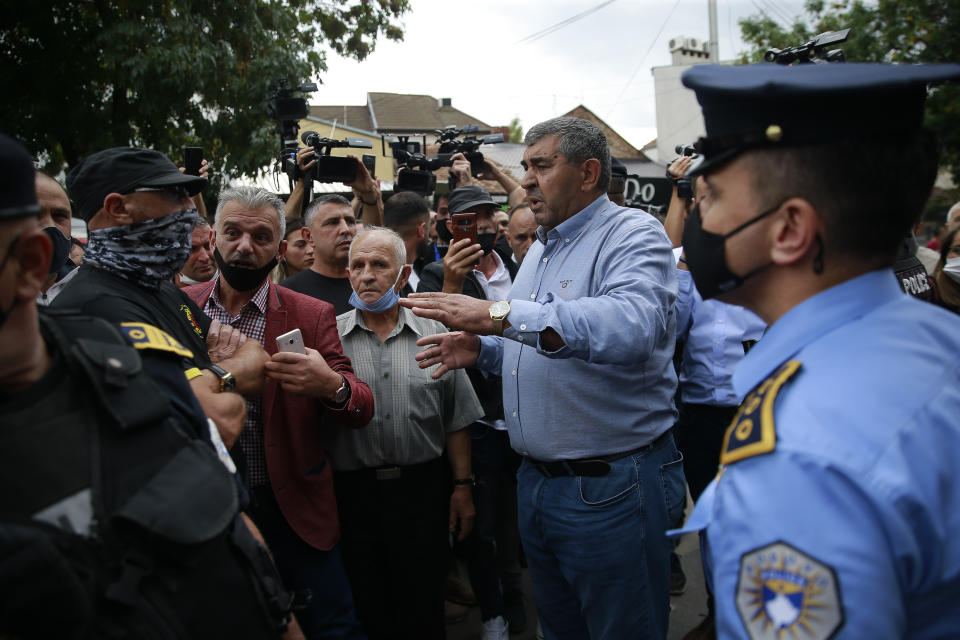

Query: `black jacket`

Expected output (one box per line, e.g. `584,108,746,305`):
416,257,518,421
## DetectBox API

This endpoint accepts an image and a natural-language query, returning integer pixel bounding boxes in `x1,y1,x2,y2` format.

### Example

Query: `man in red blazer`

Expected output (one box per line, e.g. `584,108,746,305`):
184,186,374,640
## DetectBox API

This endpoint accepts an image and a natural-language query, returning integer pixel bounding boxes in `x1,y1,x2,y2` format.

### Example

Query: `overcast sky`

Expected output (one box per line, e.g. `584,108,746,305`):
313,0,810,148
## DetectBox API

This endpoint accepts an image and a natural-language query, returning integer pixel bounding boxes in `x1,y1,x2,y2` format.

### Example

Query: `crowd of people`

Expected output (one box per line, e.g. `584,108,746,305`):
2,59,960,640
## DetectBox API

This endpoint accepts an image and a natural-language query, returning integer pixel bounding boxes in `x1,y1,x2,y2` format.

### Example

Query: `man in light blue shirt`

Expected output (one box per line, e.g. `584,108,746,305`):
670,62,960,638
401,117,684,640
674,266,766,500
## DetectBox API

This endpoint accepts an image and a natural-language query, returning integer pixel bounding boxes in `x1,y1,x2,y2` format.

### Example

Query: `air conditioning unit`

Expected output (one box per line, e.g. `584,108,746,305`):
668,35,686,51
702,40,711,53
686,38,700,50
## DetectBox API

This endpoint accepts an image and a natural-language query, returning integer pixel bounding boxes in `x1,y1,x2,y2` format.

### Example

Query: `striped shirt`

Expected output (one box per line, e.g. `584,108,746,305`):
203,279,270,486
329,307,483,471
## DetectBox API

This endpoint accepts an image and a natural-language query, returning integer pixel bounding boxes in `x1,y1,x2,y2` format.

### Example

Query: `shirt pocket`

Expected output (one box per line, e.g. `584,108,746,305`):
406,373,445,433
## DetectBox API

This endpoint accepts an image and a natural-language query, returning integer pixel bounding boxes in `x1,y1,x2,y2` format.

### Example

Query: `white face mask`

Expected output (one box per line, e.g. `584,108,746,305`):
943,257,960,283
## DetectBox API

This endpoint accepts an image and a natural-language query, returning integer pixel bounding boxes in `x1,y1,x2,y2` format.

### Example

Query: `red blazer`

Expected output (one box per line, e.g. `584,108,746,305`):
184,280,374,550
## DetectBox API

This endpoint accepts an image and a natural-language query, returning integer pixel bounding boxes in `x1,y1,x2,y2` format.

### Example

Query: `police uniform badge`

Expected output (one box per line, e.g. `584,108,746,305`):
736,541,843,639
120,322,194,358
721,360,801,465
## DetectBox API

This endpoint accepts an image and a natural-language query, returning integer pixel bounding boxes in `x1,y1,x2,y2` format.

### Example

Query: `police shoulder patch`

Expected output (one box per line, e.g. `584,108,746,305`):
720,360,801,465
119,322,194,359
736,541,844,639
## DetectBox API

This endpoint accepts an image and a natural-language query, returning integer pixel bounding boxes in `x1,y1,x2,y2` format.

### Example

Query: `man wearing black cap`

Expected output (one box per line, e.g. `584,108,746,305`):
0,134,299,639
52,146,264,448
667,63,960,638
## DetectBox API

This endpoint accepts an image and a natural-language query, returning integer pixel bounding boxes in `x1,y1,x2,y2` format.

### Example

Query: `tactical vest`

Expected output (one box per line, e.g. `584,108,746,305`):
0,310,291,639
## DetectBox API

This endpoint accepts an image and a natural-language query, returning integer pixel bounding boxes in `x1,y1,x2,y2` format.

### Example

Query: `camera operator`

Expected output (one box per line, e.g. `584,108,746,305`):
285,146,383,227
449,152,526,208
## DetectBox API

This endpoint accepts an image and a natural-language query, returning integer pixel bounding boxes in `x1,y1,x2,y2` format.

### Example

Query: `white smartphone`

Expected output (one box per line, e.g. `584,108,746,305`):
276,328,305,354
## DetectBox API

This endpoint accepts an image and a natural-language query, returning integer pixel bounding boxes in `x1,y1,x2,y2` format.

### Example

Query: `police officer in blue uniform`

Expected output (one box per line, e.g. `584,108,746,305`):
669,63,960,638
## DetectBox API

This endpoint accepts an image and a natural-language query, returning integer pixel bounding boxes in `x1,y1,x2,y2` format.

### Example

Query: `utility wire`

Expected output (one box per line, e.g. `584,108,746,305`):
759,0,794,26
515,0,618,45
612,0,683,109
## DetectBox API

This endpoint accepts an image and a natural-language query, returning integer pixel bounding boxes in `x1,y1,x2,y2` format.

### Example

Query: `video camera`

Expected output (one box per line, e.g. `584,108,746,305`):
267,78,318,186
300,130,373,183
765,28,850,65
668,144,698,199
383,125,504,195
434,125,505,177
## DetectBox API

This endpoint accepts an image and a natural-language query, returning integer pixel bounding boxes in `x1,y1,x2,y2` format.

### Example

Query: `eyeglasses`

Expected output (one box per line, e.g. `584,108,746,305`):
128,186,192,200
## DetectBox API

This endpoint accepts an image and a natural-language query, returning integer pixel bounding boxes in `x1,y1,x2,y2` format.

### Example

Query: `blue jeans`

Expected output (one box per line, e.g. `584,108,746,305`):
517,432,685,640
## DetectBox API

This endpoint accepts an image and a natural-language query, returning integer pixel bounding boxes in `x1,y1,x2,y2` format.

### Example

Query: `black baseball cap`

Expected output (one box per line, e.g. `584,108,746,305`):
0,133,41,221
682,62,960,176
66,147,207,222
448,185,498,214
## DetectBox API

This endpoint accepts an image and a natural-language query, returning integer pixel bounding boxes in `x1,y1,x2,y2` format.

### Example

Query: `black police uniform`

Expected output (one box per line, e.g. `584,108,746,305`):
0,309,290,639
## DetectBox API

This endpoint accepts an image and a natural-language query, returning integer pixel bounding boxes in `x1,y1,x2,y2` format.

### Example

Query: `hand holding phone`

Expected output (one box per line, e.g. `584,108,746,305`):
276,328,305,354
183,147,203,176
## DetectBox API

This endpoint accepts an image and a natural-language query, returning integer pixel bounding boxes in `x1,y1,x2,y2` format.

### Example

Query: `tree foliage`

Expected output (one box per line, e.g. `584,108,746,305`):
508,117,524,144
738,0,960,186
2,0,409,192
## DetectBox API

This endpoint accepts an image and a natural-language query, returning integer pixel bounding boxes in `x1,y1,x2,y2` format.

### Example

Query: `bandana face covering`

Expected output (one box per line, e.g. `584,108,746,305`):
84,208,198,289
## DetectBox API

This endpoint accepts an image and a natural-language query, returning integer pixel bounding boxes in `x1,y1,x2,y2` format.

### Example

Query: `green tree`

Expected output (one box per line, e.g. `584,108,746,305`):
508,117,524,143
2,0,408,192
738,0,960,186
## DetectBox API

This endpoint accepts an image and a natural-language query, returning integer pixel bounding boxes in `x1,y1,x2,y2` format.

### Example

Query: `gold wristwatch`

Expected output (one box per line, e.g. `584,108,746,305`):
489,300,511,335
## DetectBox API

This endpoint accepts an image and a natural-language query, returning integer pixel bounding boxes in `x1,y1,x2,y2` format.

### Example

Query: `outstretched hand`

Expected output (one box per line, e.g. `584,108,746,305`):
401,292,496,335
414,331,481,379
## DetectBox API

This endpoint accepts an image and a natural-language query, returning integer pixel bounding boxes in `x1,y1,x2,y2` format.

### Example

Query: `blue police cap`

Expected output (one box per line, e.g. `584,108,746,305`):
681,63,960,175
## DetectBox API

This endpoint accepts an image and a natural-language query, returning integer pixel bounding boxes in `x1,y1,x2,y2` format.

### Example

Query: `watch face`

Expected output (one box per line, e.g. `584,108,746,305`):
490,301,510,317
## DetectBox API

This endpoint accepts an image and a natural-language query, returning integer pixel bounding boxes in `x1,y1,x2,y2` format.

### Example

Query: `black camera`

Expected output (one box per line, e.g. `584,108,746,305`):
667,143,698,199
383,125,504,195
300,130,373,183
267,79,319,186
434,125,505,177
384,136,437,195
765,28,850,65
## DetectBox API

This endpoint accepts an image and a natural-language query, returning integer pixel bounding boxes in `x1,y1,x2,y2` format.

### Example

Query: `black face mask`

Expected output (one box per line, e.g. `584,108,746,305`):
477,232,497,255
214,247,277,292
42,226,72,276
682,201,782,300
435,218,453,244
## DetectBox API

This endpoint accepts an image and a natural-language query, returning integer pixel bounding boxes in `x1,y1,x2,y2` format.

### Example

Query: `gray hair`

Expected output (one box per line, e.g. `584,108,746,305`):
524,117,611,192
304,194,352,227
215,186,286,241
348,225,407,271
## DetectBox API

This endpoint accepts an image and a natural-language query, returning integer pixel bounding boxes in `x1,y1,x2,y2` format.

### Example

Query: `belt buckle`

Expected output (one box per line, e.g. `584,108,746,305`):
375,466,402,481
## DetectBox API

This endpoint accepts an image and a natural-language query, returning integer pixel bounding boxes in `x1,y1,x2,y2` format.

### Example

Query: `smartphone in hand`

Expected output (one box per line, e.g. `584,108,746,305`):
276,328,305,354
183,146,203,176
451,213,478,245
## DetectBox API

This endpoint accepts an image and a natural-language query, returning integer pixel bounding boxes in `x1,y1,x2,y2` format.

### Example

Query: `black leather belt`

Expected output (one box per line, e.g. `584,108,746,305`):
526,431,672,479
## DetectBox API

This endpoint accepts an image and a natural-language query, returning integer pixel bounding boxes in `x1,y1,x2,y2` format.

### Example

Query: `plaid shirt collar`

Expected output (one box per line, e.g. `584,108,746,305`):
208,277,270,320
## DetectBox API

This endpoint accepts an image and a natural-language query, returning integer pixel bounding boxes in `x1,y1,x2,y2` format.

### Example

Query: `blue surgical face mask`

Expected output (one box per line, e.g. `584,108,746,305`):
349,268,404,313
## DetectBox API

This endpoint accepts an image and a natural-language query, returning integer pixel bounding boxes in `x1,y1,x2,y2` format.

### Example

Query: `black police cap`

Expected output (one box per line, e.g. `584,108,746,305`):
682,62,960,175
0,134,41,221
66,147,207,222
448,185,498,214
